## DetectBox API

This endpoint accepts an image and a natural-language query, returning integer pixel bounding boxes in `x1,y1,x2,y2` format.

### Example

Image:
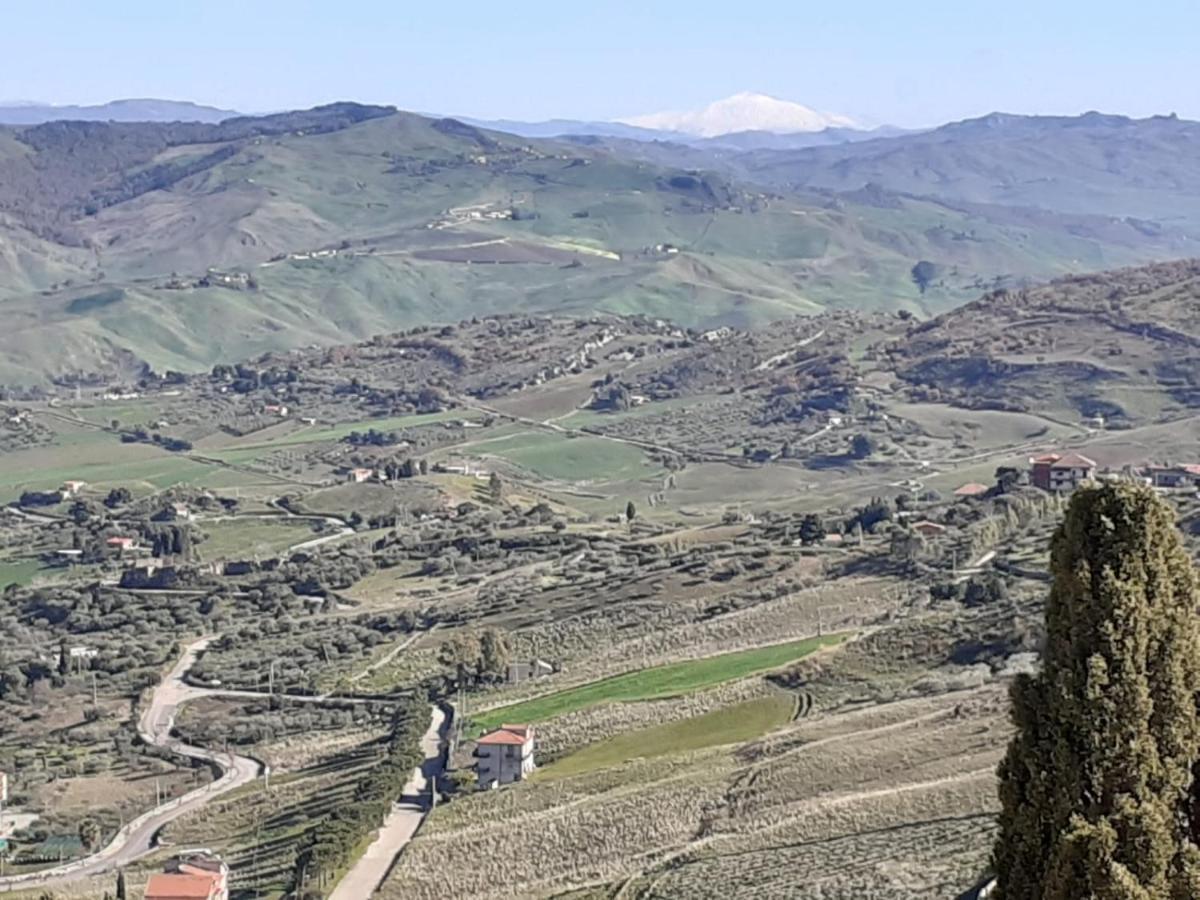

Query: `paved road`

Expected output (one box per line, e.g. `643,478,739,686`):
0,638,262,892
328,706,447,900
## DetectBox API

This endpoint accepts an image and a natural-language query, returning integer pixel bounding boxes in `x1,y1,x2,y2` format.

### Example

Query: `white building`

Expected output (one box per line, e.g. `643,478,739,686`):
476,724,536,788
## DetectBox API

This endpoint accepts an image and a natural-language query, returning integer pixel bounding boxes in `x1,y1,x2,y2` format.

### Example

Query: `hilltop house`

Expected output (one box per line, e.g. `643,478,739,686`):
476,724,536,788
1030,453,1096,493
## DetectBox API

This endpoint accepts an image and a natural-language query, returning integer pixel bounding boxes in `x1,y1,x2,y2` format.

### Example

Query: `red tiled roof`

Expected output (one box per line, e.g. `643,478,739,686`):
954,483,990,497
144,872,219,900
1051,453,1096,468
1030,453,1061,465
1184,465,1200,476
478,725,532,746
912,520,946,530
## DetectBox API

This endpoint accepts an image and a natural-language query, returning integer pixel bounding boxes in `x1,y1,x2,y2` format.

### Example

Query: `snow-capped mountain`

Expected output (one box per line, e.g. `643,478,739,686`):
618,92,857,138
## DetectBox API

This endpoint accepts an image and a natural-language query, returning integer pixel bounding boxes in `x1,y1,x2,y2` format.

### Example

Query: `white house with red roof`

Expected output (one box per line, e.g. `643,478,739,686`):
1030,452,1096,493
476,724,536,788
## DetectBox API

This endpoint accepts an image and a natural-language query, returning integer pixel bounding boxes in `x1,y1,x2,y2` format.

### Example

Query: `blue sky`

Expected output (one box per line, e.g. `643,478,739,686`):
4,0,1197,127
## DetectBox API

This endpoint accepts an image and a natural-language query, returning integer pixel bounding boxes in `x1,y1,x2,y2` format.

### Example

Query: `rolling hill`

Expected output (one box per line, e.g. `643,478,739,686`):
731,111,1200,227
0,103,1195,385
888,259,1200,425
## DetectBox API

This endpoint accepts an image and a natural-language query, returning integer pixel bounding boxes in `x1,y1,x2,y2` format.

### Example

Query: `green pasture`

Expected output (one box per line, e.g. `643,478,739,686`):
472,633,848,732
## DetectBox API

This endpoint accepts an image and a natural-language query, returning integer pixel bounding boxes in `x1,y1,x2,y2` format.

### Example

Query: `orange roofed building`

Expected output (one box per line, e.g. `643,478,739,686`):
476,724,536,789
145,853,229,900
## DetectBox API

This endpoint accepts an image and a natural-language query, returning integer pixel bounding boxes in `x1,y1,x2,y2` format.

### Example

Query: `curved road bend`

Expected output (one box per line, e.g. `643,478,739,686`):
0,638,260,892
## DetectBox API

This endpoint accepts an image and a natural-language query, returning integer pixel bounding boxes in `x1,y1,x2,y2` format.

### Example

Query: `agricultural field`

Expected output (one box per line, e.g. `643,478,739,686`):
472,634,847,732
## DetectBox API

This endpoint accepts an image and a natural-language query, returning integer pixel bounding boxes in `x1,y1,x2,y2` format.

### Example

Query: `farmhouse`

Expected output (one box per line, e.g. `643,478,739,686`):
347,467,374,484
1029,453,1096,493
507,658,554,684
1144,464,1200,489
61,480,87,497
476,724,536,788
170,502,195,522
106,536,138,552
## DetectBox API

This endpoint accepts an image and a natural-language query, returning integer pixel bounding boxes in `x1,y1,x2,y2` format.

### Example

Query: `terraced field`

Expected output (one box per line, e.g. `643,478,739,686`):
473,634,849,732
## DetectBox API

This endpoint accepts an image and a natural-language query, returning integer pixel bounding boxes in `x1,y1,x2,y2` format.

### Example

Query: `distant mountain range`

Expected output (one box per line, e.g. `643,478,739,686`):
6,93,890,150
729,110,1200,226
0,98,239,125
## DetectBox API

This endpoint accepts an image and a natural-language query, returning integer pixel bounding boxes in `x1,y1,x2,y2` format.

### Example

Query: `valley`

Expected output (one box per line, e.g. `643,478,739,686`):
2,57,1200,900
4,262,1200,897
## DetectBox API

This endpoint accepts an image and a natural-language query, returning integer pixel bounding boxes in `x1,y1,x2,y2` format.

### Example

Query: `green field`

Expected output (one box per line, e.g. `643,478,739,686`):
0,433,213,503
472,633,848,731
541,693,798,779
0,558,47,588
197,518,315,561
477,431,657,483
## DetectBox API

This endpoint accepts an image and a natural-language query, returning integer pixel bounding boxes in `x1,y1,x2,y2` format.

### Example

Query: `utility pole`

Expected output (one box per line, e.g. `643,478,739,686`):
91,671,98,708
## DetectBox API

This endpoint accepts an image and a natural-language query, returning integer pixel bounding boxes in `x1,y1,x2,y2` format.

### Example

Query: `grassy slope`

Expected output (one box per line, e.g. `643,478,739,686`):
2,111,1193,383
540,693,797,779
476,431,657,482
472,633,847,731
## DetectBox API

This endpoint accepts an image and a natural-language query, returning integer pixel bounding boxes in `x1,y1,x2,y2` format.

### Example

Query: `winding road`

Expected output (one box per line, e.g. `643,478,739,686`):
0,637,441,894
0,638,262,892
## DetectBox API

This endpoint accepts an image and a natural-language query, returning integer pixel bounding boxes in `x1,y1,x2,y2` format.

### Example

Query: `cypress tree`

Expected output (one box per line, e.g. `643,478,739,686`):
994,483,1200,899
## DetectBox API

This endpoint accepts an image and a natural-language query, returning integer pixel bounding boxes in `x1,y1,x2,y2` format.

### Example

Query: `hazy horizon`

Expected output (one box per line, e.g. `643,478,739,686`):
6,0,1199,129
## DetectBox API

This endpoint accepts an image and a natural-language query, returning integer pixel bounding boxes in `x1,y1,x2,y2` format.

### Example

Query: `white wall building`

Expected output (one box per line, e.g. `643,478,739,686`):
476,724,536,788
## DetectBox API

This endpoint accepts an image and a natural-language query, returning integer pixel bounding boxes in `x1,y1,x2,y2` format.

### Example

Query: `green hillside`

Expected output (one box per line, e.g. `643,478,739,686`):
0,105,1193,384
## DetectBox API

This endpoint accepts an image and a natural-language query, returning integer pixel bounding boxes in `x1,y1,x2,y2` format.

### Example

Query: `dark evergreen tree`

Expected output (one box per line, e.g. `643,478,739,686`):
994,483,1200,899
798,513,826,546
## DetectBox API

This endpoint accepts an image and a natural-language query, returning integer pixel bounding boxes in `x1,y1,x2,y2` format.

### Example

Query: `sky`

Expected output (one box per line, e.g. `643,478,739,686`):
4,0,1198,127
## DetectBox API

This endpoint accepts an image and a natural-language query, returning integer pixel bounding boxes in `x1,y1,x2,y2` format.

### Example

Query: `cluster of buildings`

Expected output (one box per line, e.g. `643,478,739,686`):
951,453,1200,500
1028,453,1200,494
